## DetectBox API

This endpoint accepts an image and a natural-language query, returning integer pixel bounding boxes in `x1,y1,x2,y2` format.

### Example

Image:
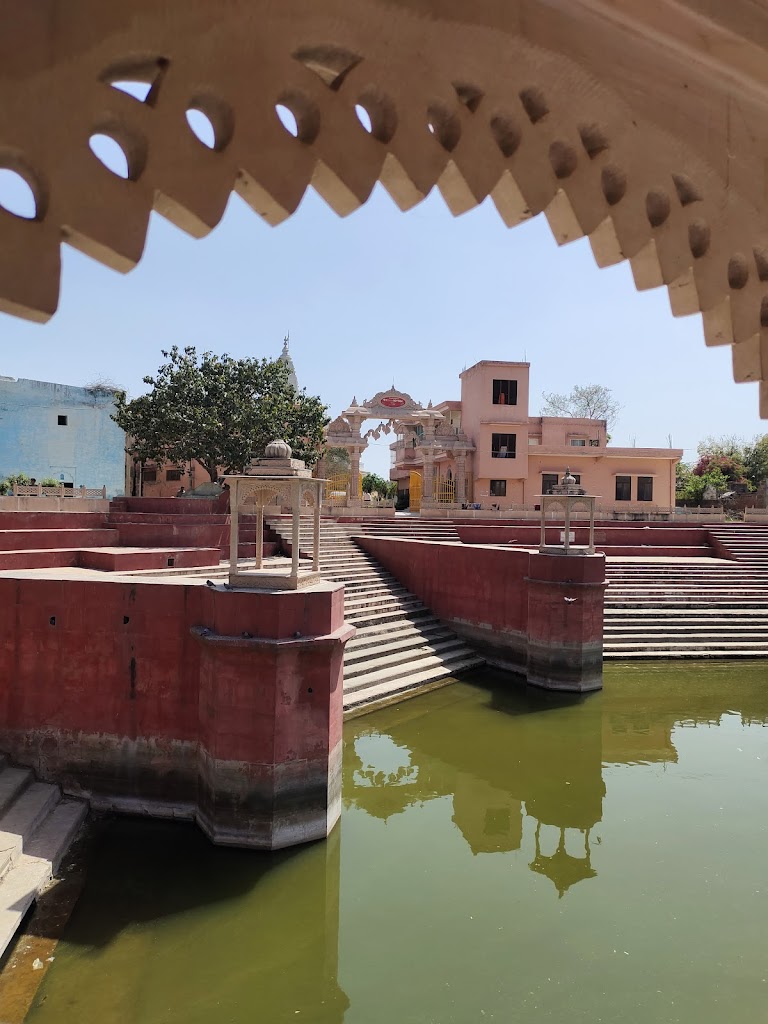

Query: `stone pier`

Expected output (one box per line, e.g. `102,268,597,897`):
0,573,352,849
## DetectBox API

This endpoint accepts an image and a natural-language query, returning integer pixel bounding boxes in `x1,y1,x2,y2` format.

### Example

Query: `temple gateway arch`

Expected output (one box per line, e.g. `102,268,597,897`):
0,1,767,418
323,387,475,510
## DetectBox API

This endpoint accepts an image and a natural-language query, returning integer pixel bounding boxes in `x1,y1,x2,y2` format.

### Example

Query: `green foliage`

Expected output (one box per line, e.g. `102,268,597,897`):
540,384,622,432
0,472,30,495
361,472,397,498
40,477,59,488
695,434,768,491
325,447,351,474
744,435,768,487
112,346,329,482
676,460,731,503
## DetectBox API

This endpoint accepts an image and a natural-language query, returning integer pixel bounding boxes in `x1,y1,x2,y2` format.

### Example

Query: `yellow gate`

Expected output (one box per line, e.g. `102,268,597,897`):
409,471,422,512
435,475,455,504
325,472,350,507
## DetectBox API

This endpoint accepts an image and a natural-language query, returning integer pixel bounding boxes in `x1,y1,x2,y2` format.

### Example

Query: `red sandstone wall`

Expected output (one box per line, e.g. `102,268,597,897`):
0,575,347,846
357,538,531,634
356,536,606,688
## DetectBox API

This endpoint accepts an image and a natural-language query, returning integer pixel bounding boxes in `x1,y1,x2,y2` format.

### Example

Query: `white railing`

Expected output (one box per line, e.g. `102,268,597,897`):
424,504,676,521
744,507,768,522
672,505,726,521
11,484,107,499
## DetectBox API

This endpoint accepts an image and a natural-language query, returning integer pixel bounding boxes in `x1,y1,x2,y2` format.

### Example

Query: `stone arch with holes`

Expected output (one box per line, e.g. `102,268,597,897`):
0,0,767,416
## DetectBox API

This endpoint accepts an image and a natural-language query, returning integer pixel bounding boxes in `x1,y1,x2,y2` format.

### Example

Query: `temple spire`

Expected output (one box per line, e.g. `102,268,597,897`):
278,334,298,390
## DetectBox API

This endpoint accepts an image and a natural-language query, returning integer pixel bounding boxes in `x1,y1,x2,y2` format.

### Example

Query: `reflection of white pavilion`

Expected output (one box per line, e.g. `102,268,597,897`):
529,822,597,899
323,387,474,510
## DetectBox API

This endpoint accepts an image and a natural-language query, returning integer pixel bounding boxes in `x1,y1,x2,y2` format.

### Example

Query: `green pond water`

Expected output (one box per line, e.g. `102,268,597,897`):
23,661,768,1024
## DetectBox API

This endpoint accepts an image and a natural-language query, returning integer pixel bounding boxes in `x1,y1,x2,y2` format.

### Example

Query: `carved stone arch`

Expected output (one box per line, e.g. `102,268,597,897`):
0,1,766,415
241,486,288,508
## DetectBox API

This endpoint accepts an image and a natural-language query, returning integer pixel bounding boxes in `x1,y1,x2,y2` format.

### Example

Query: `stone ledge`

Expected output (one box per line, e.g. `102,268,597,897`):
190,623,355,649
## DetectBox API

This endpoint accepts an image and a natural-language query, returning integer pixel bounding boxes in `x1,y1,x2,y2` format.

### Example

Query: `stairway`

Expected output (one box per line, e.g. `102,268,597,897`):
0,757,87,959
707,522,768,569
348,517,461,543
267,517,484,712
604,531,768,657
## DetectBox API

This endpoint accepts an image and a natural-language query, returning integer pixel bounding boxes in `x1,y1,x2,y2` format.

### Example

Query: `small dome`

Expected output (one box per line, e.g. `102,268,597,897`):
562,468,576,485
265,438,292,459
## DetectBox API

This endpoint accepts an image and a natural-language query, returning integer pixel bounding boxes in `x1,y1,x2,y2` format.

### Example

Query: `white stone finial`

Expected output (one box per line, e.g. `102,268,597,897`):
265,438,292,459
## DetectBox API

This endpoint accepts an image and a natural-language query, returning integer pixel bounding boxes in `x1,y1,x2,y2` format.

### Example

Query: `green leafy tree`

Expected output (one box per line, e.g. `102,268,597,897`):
744,434,768,487
693,433,768,490
677,462,730,503
325,447,351,474
112,347,328,482
0,471,30,495
540,384,622,433
361,472,397,498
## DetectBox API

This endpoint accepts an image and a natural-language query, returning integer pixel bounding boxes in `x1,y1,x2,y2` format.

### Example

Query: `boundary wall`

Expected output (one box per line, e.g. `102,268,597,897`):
454,523,717,558
356,537,606,692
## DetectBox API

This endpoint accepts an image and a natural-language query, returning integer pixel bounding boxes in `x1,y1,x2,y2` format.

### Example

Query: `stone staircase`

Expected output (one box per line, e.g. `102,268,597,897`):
604,522,768,658
267,517,483,712
0,757,87,959
708,522,768,569
346,517,461,543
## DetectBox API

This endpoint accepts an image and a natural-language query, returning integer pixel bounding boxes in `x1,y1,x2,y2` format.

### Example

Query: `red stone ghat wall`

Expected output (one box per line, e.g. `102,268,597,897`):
356,537,606,691
455,524,713,555
0,575,349,848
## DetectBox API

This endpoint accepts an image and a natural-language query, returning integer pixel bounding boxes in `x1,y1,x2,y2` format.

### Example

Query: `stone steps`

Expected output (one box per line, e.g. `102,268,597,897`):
0,758,88,960
267,516,483,711
343,654,485,714
604,523,768,659
346,619,447,652
345,634,468,674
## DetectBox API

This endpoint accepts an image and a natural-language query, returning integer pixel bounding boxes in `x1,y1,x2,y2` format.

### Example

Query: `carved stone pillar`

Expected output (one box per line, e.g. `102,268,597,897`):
422,451,435,501
349,448,361,508
455,455,467,505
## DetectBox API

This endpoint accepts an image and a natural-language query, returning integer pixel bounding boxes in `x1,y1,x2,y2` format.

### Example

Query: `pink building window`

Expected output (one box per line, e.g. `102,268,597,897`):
492,433,516,458
638,476,653,501
615,476,631,501
492,380,518,406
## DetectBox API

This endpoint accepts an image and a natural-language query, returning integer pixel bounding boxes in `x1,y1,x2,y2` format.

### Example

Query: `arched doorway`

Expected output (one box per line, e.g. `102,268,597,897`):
323,387,474,511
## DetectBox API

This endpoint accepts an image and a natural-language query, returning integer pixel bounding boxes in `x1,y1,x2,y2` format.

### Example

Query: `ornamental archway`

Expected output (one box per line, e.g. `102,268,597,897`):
323,387,474,509
0,2,767,417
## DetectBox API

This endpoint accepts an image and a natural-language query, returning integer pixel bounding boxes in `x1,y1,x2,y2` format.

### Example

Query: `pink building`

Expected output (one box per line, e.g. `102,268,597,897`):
391,361,682,511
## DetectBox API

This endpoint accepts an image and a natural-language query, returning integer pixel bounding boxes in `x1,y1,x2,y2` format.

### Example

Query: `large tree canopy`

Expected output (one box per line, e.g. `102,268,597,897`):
113,346,328,482
540,384,622,432
676,433,768,502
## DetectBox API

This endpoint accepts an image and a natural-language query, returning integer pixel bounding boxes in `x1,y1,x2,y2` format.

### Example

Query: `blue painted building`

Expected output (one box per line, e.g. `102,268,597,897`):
0,376,126,497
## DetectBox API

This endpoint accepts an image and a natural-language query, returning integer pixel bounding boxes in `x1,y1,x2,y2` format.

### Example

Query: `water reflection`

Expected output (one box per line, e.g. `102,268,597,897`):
345,682,605,897
344,663,768,899
26,820,350,1024
24,660,768,1024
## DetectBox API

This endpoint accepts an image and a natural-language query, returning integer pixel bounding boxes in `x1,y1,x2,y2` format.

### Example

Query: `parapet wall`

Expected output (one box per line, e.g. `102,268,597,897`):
455,524,714,557
0,573,350,848
356,537,606,692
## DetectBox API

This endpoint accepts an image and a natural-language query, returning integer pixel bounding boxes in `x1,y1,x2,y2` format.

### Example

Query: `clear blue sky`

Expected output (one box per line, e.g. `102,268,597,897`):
1,182,764,479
